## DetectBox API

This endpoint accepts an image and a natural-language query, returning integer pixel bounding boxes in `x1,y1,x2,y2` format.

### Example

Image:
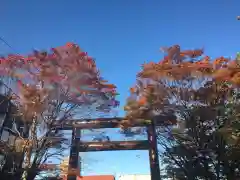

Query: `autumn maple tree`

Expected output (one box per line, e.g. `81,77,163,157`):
0,43,118,180
124,45,240,179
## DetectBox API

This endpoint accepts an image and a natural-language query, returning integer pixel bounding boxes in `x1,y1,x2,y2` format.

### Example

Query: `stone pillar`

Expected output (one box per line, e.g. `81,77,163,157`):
147,120,161,180
67,128,80,180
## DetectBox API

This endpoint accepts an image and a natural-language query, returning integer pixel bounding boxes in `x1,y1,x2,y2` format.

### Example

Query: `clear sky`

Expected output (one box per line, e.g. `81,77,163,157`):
1,0,240,179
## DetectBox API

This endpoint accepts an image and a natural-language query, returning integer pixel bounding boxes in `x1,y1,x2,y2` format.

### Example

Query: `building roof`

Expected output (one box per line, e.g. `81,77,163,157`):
118,174,151,180
77,175,115,180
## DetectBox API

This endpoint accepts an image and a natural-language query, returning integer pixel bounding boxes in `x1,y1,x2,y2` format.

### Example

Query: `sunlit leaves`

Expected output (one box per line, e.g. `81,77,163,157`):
0,43,119,179
124,45,240,179
0,43,119,120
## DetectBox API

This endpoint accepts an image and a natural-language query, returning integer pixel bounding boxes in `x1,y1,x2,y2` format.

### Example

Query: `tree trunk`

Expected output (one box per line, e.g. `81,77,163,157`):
25,168,37,180
26,173,37,180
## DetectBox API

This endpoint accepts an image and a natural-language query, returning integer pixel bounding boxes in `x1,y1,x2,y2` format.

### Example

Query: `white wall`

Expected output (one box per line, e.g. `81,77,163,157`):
118,174,151,180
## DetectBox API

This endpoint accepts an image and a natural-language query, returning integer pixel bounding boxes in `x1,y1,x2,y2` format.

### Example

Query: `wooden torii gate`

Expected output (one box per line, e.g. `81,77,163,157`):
53,117,164,180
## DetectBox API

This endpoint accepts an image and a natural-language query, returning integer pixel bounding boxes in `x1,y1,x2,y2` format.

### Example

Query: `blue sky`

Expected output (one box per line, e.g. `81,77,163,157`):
1,0,240,179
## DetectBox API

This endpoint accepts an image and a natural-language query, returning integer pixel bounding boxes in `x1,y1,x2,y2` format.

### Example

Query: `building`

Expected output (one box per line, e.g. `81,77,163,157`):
62,175,115,180
118,174,151,180
0,94,24,144
0,93,24,176
77,175,115,180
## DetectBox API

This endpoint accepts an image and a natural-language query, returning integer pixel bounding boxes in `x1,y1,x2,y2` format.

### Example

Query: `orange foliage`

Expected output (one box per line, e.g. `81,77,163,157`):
125,45,240,126
139,45,239,85
138,96,147,105
180,48,204,58
0,43,121,178
0,42,119,119
130,87,136,93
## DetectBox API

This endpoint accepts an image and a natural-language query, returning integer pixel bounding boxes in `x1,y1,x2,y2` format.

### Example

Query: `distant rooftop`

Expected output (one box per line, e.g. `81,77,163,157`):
63,175,115,180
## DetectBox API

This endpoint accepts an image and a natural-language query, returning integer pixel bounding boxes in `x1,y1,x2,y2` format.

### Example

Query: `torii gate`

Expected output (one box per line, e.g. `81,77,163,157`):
53,117,169,180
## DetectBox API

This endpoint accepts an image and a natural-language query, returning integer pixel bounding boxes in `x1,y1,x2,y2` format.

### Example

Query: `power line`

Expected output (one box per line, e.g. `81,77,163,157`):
0,36,18,54
0,36,20,92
